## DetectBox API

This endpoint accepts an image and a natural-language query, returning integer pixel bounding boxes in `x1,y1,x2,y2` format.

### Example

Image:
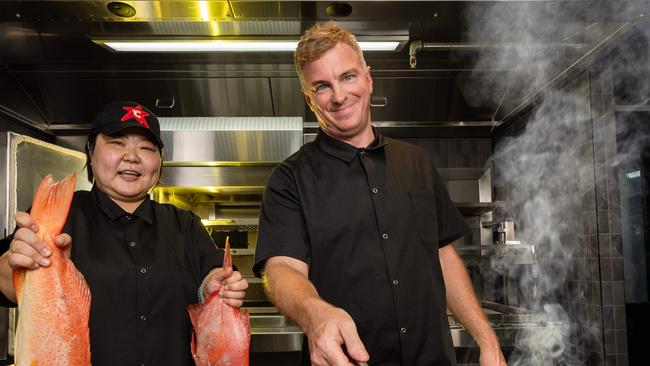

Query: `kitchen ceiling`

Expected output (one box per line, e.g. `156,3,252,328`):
0,1,647,138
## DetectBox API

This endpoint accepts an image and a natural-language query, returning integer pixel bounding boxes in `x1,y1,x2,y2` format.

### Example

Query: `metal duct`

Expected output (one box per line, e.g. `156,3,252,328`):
156,117,302,191
159,116,303,162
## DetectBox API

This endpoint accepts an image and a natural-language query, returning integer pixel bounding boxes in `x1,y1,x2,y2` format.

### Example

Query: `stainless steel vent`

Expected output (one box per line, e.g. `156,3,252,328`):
159,116,303,162
156,117,302,203
146,20,302,36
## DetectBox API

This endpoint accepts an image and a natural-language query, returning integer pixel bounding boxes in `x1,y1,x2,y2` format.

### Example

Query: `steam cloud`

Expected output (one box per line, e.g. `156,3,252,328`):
489,88,597,365
461,1,649,364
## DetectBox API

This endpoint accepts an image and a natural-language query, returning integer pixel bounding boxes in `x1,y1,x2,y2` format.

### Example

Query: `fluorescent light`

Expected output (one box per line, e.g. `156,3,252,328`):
103,41,298,52
626,170,641,179
358,41,400,51
95,40,401,52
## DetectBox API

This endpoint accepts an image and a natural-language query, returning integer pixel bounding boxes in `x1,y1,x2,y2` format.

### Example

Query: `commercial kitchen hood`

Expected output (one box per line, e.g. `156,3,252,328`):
153,116,302,217
159,116,303,163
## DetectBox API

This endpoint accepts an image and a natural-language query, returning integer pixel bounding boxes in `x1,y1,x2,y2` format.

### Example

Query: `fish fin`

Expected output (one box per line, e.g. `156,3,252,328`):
242,308,251,338
12,268,25,302
190,329,197,359
223,237,232,269
187,304,200,328
64,260,92,316
30,173,76,236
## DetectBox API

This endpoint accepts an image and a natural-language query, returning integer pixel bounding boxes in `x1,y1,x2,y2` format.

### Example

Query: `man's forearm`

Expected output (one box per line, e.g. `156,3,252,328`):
262,257,332,334
439,244,500,349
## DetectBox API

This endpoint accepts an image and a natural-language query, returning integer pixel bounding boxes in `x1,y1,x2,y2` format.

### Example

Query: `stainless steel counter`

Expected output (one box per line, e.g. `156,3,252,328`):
248,307,303,353
248,304,558,354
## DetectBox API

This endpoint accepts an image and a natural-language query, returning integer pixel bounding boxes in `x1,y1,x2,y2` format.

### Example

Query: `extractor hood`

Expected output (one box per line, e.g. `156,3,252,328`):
155,116,302,194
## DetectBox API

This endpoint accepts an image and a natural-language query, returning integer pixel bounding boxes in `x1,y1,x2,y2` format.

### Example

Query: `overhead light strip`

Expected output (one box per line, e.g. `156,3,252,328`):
96,40,401,52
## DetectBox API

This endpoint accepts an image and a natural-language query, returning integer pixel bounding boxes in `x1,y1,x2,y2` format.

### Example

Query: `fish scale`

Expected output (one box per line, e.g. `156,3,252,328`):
13,173,92,366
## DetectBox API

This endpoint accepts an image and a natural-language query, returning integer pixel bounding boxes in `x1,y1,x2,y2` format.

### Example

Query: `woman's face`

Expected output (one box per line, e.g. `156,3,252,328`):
90,128,161,209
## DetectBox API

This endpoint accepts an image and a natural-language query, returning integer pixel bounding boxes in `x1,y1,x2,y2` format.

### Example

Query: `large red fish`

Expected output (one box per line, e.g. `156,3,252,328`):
12,173,91,366
188,238,250,366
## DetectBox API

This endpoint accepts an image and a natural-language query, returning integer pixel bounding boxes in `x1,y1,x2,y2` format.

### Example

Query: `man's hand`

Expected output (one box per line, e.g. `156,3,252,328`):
7,212,71,270
202,267,248,308
263,256,370,365
479,344,507,366
305,304,369,366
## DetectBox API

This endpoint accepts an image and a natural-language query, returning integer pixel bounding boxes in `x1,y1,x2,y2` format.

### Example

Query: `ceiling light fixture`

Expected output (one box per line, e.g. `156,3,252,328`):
106,2,136,18
92,39,403,52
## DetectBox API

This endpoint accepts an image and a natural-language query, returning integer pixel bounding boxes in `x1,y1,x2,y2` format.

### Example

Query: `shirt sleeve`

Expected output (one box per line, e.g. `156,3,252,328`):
0,235,17,307
431,166,470,246
253,163,310,278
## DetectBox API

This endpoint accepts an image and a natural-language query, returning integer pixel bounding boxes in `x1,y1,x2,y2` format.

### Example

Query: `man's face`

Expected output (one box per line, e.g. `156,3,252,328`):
301,42,373,144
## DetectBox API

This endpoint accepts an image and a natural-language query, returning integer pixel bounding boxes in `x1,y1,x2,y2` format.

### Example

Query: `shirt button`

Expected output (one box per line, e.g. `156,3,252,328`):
382,233,389,240
400,327,407,334
360,151,366,156
140,267,147,274
129,241,136,247
371,187,379,194
139,314,147,321
393,280,399,286
125,215,132,221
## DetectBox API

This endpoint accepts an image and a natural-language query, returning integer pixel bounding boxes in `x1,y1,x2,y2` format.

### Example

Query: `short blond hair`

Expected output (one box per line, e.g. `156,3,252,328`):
295,23,366,90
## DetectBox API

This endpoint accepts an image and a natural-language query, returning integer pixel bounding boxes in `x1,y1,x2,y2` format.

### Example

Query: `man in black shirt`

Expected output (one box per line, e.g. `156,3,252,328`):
253,24,506,365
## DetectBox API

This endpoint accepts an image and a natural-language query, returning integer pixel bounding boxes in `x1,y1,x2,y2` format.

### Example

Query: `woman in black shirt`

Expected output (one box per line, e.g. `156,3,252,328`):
0,101,248,366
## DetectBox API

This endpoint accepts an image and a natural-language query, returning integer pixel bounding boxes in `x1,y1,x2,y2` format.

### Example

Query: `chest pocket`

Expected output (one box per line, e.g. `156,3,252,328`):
156,220,200,305
409,191,439,246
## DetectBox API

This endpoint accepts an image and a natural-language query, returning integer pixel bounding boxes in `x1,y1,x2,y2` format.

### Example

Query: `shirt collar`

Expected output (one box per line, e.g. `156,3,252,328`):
91,184,154,224
315,127,389,163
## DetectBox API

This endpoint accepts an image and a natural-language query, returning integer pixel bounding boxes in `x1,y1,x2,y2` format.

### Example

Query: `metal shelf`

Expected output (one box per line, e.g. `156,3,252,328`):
454,201,505,215
230,248,256,256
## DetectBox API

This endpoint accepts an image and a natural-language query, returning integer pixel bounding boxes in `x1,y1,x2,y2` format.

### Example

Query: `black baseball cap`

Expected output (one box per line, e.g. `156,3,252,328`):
91,101,164,149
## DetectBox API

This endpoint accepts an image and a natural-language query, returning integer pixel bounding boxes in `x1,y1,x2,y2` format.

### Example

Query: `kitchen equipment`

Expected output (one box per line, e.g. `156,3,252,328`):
211,230,249,249
484,219,515,246
494,223,506,246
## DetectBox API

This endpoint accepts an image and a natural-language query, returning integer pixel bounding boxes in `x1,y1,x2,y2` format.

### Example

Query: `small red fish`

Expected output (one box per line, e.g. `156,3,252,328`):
13,173,92,366
188,238,250,366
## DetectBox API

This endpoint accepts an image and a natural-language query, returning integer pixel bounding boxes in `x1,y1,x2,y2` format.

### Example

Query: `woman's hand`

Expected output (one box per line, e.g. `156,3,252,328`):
0,212,72,302
202,267,248,308
7,212,71,270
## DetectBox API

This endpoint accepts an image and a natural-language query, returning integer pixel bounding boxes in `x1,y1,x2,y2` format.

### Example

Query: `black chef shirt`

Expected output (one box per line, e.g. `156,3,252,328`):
2,185,222,366
254,129,469,365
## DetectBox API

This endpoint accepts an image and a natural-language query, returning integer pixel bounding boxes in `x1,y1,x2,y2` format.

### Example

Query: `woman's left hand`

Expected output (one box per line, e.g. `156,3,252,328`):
202,267,248,308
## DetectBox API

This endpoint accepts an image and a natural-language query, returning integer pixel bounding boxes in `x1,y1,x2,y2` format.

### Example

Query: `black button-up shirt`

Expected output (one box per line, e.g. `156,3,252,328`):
254,130,469,365
3,185,222,366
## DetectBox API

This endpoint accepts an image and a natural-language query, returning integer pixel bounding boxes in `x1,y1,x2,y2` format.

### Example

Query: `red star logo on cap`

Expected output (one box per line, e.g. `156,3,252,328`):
121,105,150,128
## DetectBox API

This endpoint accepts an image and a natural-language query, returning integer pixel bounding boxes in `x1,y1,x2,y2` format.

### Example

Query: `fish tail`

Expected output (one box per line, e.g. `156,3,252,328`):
223,236,232,269
30,173,76,236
